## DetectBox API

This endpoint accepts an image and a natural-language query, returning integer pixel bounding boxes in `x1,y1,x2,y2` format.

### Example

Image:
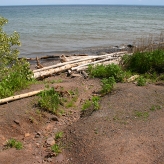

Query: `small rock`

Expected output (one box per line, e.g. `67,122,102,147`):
35,134,40,138
24,133,30,137
14,119,20,125
46,137,55,146
36,131,41,135
51,116,59,122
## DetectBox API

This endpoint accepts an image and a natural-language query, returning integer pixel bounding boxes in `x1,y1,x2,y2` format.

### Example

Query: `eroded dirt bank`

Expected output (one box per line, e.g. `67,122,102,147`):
0,74,163,164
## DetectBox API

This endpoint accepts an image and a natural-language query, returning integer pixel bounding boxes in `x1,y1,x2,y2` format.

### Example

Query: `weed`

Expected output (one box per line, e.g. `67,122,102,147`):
65,100,74,108
55,132,63,140
51,144,62,155
82,96,100,111
82,100,92,111
38,87,61,114
6,139,23,150
150,105,162,111
121,49,164,74
91,96,100,110
88,63,125,82
135,111,149,120
101,77,116,94
137,76,147,86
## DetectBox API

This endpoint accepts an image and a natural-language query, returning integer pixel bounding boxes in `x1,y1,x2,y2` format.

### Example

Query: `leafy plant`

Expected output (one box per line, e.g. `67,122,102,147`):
51,144,62,155
0,17,33,98
101,77,116,94
137,76,147,86
38,87,61,114
6,139,23,150
121,49,164,74
88,63,125,82
82,96,100,111
82,100,92,111
55,132,63,140
91,96,100,110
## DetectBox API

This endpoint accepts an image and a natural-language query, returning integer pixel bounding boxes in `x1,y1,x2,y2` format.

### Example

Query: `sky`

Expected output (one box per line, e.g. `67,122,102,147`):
0,0,164,6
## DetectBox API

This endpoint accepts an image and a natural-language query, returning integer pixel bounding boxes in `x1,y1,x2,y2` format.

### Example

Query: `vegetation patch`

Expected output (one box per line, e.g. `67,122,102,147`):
6,138,23,150
51,144,62,156
38,87,61,114
101,77,116,94
137,76,147,86
88,63,126,82
135,111,149,120
0,17,33,98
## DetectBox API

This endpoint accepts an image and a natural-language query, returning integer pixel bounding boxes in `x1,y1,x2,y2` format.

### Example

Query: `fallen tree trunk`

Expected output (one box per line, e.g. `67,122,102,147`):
75,59,120,72
0,90,44,104
33,60,93,79
33,51,127,73
71,56,118,71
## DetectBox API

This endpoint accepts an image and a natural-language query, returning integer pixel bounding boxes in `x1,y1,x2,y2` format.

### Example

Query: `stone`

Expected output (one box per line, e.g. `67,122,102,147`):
24,133,30,137
14,119,20,125
50,116,59,122
46,137,55,146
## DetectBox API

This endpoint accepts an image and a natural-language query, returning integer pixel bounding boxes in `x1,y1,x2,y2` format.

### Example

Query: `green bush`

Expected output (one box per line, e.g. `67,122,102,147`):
88,63,125,82
137,76,147,86
38,87,61,114
101,77,116,94
121,50,164,74
0,16,33,98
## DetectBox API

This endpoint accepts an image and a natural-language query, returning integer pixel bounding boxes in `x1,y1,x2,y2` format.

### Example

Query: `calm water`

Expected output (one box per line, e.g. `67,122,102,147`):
0,5,164,57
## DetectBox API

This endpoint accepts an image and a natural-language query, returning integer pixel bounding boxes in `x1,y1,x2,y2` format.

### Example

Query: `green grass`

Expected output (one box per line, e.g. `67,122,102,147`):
121,49,164,74
0,59,34,99
150,105,162,111
88,63,125,82
82,100,92,111
55,132,63,140
38,87,61,114
51,144,62,155
6,139,23,150
82,96,100,111
135,111,149,120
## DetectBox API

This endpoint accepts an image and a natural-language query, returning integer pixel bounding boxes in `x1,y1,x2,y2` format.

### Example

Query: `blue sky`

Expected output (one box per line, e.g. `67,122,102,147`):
0,0,164,6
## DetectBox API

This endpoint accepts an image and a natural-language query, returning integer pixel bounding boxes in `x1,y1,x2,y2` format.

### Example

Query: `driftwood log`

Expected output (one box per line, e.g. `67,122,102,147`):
33,51,127,73
0,90,44,104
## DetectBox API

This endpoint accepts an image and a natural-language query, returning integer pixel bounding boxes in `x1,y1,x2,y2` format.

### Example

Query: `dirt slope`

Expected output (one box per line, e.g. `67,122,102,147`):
0,74,164,164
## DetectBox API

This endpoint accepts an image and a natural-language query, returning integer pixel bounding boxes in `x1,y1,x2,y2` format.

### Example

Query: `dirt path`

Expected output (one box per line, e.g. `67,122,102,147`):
0,74,164,164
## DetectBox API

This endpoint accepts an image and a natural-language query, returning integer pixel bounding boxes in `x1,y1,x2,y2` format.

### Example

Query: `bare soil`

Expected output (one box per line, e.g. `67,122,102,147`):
0,69,164,164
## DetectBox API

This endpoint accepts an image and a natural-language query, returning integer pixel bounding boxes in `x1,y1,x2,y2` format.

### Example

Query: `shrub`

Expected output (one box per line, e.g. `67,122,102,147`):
137,76,147,86
101,77,116,94
0,16,33,98
121,50,164,74
88,63,125,82
38,87,61,114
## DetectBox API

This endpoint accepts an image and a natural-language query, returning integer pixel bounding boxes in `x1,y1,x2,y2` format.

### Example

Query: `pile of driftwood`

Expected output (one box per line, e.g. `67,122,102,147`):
33,51,127,79
0,51,128,104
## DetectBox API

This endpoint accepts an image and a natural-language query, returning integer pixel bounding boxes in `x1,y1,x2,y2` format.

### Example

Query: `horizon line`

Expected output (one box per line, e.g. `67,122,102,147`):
0,4,164,7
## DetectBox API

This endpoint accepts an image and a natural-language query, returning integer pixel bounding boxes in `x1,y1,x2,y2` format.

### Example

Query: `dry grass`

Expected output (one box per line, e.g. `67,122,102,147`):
133,32,164,53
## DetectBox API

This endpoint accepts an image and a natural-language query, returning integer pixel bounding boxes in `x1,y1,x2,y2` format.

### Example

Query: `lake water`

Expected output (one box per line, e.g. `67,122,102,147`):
0,5,164,57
